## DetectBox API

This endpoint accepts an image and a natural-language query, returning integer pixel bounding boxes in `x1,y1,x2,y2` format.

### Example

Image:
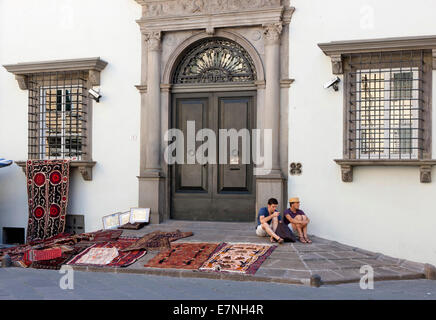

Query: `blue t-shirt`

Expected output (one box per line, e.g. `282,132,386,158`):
256,207,281,227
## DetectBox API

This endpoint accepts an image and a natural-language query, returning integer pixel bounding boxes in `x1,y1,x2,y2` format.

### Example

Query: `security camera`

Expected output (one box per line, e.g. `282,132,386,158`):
324,76,341,91
88,88,101,102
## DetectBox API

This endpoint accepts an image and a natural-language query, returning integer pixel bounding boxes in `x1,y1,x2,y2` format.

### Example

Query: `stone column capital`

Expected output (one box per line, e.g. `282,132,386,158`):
263,22,283,44
144,30,162,51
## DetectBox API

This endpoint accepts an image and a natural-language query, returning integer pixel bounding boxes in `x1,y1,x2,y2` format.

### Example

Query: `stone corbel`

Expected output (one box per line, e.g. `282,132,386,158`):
330,54,343,75
78,165,92,181
88,69,101,86
340,164,353,182
15,75,28,90
420,165,432,183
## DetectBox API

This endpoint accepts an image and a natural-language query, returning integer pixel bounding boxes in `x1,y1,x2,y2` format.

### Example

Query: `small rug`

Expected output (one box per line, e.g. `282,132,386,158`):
66,238,146,268
74,247,119,265
120,230,194,252
26,160,70,242
199,243,277,275
144,242,219,270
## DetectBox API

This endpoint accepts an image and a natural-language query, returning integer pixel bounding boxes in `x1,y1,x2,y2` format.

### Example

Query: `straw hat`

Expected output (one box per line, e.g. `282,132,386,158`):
289,197,300,203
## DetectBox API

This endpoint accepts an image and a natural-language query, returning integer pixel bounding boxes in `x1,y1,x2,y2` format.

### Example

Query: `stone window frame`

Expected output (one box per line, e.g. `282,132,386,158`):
3,57,107,180
319,36,436,183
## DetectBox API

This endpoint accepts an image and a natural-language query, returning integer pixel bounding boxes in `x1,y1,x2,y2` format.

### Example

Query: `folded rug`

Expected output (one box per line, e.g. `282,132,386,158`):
30,245,89,270
26,160,70,242
120,230,194,252
66,238,146,268
145,242,219,270
23,247,63,263
199,243,276,275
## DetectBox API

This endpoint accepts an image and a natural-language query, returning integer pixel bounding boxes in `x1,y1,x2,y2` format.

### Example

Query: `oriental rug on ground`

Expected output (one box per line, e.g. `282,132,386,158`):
144,242,220,270
66,238,146,267
199,243,277,275
26,160,70,242
120,230,194,252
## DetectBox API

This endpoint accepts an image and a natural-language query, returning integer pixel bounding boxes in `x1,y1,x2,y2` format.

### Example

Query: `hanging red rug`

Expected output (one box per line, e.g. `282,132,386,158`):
26,160,70,243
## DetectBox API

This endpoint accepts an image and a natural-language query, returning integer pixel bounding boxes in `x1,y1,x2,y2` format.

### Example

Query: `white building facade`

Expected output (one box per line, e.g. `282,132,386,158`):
0,0,435,266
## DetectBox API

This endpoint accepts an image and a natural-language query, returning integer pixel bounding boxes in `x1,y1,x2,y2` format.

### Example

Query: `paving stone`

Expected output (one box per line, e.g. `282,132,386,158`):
331,259,369,269
283,270,312,280
299,252,326,261
304,260,338,271
324,251,373,259
252,267,287,278
268,252,300,260
314,270,346,283
260,258,306,270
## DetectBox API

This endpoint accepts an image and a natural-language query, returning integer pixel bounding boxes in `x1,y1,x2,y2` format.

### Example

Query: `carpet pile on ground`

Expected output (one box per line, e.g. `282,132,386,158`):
0,228,277,275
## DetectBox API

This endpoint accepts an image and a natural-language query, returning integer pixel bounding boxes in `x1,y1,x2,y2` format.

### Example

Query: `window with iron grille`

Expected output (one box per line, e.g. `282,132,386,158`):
27,71,88,160
344,50,432,160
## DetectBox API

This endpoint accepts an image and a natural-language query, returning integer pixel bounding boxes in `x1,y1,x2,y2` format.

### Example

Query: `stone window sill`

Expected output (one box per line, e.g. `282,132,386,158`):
334,159,436,183
15,160,96,181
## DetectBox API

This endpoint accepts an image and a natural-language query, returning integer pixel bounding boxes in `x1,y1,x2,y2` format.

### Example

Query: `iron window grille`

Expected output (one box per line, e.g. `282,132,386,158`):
27,71,88,160
345,50,429,160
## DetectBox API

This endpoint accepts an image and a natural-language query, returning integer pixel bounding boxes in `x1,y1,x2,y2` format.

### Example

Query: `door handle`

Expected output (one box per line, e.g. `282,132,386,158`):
230,167,240,171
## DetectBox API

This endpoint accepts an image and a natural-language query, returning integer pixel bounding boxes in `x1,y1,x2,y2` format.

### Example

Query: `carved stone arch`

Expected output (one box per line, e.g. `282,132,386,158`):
162,30,265,85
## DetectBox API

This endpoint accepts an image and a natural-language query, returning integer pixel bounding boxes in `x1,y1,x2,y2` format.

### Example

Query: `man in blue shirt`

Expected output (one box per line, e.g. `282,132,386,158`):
256,198,284,244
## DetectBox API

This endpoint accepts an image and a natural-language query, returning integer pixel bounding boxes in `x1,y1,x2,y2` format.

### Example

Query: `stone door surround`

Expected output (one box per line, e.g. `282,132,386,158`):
133,0,295,223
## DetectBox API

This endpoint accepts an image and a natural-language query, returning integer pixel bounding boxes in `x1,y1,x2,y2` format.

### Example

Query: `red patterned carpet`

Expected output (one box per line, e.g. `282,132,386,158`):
145,242,220,270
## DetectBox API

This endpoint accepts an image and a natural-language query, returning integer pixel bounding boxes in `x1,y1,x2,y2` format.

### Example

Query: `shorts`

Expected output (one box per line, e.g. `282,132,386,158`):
255,223,277,237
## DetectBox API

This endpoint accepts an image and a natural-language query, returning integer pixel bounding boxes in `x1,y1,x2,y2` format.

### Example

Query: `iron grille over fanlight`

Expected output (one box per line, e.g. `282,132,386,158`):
173,38,256,84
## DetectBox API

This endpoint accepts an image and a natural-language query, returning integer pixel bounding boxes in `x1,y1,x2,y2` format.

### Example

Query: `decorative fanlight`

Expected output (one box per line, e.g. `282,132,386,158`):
173,38,256,84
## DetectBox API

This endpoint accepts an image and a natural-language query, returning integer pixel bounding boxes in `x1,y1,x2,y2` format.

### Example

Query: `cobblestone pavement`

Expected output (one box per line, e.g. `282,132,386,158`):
74,220,431,286
0,268,435,300
2,220,434,286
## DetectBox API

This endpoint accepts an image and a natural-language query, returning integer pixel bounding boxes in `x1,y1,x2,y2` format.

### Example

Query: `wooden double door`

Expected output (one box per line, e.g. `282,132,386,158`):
170,91,256,221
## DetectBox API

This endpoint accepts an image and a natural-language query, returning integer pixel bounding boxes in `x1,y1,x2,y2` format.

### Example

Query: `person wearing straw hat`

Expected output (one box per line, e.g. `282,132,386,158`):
283,197,312,244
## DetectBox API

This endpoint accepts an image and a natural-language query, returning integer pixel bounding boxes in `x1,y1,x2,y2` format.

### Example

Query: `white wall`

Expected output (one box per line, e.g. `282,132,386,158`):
289,0,436,265
0,0,142,239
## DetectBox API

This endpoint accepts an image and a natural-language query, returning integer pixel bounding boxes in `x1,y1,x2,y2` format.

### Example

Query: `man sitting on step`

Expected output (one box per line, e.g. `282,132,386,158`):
255,198,284,244
283,197,312,244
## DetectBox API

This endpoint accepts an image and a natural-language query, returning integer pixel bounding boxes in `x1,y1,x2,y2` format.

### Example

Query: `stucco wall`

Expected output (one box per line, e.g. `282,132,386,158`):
289,0,436,265
0,0,142,238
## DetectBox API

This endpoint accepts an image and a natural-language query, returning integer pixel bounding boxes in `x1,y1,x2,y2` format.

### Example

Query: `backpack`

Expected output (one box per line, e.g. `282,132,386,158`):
275,221,297,242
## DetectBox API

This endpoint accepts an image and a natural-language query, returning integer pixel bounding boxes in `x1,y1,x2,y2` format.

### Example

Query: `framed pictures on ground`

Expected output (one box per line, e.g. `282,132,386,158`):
102,212,121,230
118,211,131,226
130,207,150,224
